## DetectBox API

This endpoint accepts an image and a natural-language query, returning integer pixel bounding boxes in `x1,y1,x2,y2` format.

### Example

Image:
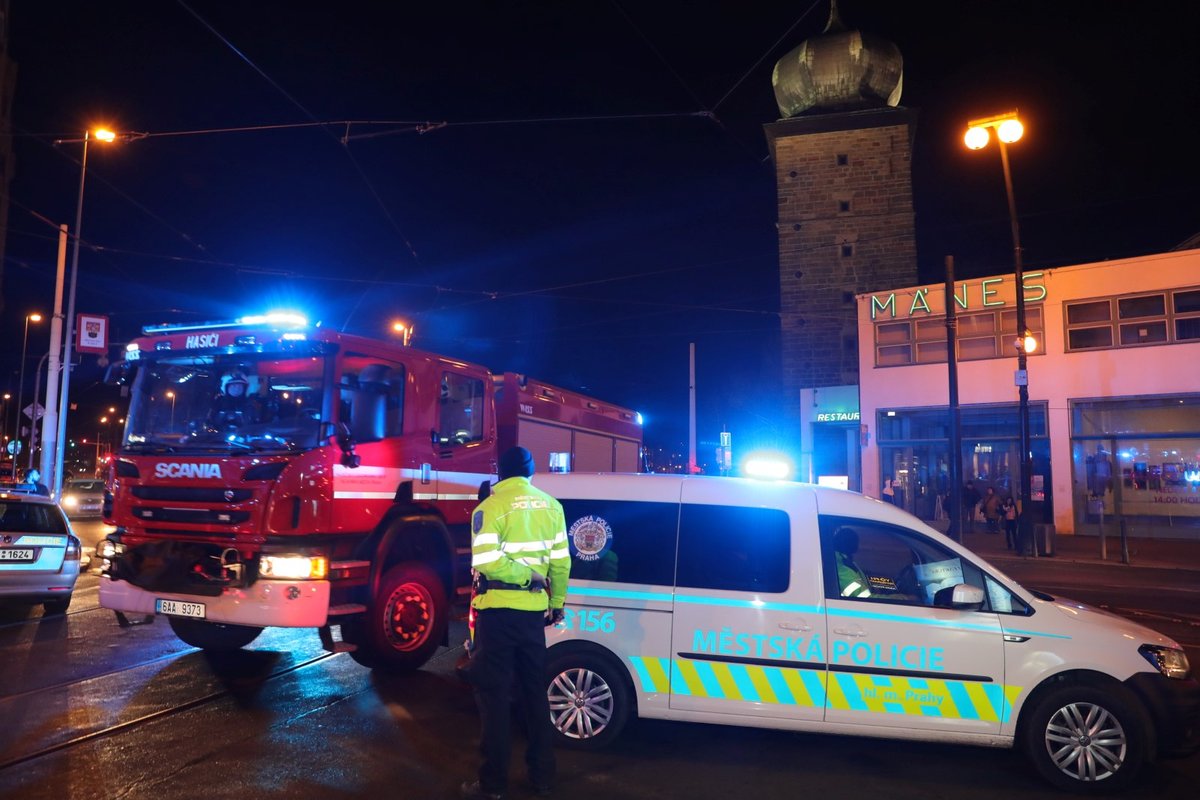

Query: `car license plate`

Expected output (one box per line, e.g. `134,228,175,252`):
155,599,206,619
0,548,35,561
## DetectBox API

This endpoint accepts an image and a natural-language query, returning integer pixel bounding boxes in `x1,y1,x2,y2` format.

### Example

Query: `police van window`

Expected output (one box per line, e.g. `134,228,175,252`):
438,372,485,446
984,574,1031,615
340,358,405,443
676,505,790,593
560,500,678,586
819,517,988,608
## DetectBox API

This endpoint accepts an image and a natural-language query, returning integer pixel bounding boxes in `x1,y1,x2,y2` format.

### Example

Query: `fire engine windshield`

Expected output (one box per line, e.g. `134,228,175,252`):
123,353,327,453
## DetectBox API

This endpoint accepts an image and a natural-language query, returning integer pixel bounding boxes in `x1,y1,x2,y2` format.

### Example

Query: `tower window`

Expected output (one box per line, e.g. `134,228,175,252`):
836,154,848,166
841,244,854,258
838,200,851,212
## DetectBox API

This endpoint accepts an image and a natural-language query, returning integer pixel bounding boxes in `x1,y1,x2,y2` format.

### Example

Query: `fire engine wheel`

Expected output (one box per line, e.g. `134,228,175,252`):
1021,683,1149,793
545,650,631,750
168,617,263,651
352,562,447,672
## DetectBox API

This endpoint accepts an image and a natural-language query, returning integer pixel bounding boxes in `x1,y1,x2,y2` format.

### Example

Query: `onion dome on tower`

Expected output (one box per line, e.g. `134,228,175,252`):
771,0,903,118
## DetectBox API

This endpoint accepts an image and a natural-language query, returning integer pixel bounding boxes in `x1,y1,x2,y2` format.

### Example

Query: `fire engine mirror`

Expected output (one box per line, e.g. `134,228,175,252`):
333,422,361,469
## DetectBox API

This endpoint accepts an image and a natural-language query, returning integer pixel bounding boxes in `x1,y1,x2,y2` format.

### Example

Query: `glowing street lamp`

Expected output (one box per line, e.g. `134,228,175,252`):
166,390,176,430
391,320,413,346
49,127,120,497
14,313,43,468
964,109,1036,557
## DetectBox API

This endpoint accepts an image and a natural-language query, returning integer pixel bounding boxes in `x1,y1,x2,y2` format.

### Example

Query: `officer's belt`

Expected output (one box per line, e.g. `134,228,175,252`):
475,577,543,593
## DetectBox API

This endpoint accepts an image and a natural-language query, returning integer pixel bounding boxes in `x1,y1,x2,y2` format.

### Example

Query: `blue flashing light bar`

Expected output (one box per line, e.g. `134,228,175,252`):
142,311,309,335
743,453,793,481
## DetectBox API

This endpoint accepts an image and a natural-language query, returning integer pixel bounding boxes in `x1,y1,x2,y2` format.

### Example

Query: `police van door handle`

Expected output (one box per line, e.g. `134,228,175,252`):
832,626,867,638
778,621,812,632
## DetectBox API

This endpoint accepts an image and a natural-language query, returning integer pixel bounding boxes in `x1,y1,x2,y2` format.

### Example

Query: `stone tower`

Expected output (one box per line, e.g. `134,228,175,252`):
765,1,917,419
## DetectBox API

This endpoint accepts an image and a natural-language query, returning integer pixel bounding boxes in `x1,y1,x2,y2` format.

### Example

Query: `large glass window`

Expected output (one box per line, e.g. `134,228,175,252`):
873,306,1044,366
560,500,678,585
818,516,998,609
438,372,486,445
1071,397,1200,537
340,357,405,443
1066,287,1200,352
676,505,790,592
126,351,327,453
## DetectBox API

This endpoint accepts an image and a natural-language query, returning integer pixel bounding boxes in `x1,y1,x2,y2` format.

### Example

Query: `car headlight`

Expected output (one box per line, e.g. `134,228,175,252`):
63,495,78,508
259,554,328,580
1139,644,1191,679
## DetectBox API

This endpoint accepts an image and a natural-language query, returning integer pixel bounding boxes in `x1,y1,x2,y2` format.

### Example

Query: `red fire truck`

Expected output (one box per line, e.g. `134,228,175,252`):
98,312,642,670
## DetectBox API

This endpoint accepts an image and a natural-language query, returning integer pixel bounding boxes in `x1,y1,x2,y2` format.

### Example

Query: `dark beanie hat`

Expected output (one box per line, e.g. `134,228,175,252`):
498,446,535,480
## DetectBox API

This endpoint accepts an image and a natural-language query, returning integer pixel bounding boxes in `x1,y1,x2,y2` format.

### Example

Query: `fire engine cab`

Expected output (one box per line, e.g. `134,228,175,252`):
98,312,642,670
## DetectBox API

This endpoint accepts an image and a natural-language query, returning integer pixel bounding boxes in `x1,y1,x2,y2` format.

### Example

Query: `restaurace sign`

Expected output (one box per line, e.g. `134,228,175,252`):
869,273,1047,320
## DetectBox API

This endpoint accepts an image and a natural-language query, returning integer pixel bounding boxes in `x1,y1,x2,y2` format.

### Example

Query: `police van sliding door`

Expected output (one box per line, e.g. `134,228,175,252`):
668,481,825,724
818,517,1009,736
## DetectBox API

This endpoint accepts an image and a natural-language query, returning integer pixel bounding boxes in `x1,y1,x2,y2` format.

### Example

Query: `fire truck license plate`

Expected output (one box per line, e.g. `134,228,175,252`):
156,599,206,619
0,548,35,561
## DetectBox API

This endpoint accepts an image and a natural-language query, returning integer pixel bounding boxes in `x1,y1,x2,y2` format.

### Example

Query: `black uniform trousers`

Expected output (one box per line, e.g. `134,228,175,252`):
470,607,555,794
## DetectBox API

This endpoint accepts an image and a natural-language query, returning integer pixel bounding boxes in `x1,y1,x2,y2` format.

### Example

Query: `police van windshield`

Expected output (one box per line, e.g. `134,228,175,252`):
124,353,327,453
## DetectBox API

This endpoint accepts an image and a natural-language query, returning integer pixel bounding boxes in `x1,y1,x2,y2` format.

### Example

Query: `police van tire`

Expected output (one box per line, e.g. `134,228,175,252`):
351,561,447,672
168,617,263,651
545,650,631,750
1021,683,1150,793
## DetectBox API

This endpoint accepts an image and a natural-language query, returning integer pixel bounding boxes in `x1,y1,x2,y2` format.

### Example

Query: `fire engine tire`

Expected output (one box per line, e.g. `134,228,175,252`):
43,596,72,615
1021,682,1150,793
545,650,632,750
168,617,263,651
349,561,447,672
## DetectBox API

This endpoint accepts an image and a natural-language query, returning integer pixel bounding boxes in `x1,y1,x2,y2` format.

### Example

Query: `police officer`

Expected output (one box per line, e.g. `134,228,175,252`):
462,446,569,800
833,527,872,598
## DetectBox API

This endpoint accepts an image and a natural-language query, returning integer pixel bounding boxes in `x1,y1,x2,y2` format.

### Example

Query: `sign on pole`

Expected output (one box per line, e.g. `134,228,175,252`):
77,313,109,353
23,403,45,421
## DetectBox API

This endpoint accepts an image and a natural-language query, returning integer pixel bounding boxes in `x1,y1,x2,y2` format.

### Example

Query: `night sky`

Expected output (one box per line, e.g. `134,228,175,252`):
3,1,1198,466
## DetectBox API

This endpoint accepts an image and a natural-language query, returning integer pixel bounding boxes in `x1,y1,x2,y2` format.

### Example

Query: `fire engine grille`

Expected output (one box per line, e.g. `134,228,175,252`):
131,487,254,503
132,507,251,525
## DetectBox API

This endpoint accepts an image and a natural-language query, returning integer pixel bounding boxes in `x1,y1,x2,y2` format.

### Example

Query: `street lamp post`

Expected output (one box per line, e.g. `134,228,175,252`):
52,127,116,498
14,313,44,475
166,391,176,431
965,110,1037,557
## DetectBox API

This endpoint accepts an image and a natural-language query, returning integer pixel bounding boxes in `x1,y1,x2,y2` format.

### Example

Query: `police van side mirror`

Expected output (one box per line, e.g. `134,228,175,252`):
933,583,985,611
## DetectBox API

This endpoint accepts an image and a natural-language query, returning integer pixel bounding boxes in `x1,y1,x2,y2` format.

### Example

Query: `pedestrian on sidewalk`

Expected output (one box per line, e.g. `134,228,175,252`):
962,480,981,532
982,487,1002,534
1002,495,1019,549
882,477,897,505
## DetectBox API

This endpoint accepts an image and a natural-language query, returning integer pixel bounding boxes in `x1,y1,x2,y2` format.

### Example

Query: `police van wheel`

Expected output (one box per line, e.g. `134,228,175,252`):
168,617,263,651
546,651,631,750
351,562,447,672
1021,683,1149,793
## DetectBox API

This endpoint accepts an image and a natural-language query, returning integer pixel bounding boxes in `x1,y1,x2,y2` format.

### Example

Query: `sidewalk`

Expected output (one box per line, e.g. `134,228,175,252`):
927,520,1200,573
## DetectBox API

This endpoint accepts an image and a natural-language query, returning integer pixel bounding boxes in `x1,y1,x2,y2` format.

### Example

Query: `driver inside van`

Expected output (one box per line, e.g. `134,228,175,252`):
833,527,873,598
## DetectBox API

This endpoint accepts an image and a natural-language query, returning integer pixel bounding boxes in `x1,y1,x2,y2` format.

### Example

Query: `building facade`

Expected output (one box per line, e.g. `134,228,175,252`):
766,3,916,472
857,249,1200,539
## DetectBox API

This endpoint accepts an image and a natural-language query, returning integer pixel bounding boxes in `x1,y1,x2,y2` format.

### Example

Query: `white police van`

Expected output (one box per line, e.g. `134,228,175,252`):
534,473,1198,793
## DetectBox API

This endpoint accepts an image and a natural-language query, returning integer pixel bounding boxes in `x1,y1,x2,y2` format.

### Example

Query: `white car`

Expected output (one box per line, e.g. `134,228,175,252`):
60,478,106,518
532,473,1198,793
0,485,82,614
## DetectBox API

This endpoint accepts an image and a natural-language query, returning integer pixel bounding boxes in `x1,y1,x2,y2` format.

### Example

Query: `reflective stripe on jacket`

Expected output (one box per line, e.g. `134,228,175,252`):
836,552,872,598
470,476,570,612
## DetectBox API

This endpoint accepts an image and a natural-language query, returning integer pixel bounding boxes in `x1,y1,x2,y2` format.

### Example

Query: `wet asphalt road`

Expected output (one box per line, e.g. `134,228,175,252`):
1,546,1197,800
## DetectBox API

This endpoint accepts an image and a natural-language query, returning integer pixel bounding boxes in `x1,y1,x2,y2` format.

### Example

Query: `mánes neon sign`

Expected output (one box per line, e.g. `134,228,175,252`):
869,273,1047,320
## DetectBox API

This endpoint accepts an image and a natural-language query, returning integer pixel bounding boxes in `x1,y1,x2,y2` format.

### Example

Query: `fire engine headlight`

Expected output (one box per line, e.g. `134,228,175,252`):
62,495,78,508
259,554,328,581
1139,644,1190,679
